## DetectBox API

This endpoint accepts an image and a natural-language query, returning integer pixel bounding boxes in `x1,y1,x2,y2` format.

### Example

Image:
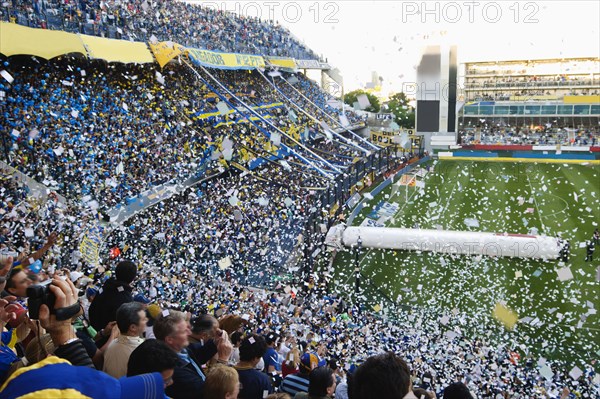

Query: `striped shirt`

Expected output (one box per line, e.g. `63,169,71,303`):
280,372,310,396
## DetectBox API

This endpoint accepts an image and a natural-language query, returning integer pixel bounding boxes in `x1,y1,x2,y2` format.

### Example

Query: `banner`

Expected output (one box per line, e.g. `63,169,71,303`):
192,102,283,121
371,129,414,147
375,113,393,120
0,22,86,59
295,59,323,69
79,221,106,269
213,114,274,128
563,95,600,104
187,48,265,70
266,56,297,70
79,34,154,64
371,130,398,146
149,41,184,68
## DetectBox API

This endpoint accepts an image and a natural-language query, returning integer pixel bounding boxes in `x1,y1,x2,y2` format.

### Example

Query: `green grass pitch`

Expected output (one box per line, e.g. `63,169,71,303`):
330,161,600,370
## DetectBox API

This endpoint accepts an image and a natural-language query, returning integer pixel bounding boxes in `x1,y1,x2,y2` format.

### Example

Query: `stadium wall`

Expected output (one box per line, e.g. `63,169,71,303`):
435,146,600,164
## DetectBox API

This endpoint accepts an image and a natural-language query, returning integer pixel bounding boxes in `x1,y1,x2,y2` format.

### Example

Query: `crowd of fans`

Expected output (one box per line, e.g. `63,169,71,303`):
1,57,367,209
459,125,600,146
275,72,366,127
0,0,319,60
107,162,321,290
465,89,599,102
1,218,598,398
465,76,598,89
1,143,598,398
194,68,364,167
1,58,219,206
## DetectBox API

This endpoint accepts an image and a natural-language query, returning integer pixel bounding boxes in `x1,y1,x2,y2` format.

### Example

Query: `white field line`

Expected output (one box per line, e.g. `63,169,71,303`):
524,167,548,234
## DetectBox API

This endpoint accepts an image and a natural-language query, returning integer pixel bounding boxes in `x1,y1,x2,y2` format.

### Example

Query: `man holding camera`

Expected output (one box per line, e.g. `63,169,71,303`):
0,274,91,382
1,275,166,398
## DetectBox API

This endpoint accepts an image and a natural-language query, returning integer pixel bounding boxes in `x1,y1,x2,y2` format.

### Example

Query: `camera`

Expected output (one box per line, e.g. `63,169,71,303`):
26,278,82,321
26,280,56,320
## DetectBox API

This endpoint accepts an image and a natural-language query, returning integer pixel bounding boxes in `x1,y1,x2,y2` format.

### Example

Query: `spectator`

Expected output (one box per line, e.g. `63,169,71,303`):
127,339,180,389
1,356,165,399
89,260,137,332
412,387,435,399
442,382,473,399
296,366,337,399
281,346,300,377
8,231,58,270
102,302,148,378
189,313,220,345
153,309,232,399
280,352,319,396
1,276,94,383
233,333,274,399
2,268,32,304
144,303,162,339
263,332,281,374
82,286,98,319
229,331,244,365
0,295,21,382
328,358,342,385
204,364,240,399
348,352,414,399
334,364,357,399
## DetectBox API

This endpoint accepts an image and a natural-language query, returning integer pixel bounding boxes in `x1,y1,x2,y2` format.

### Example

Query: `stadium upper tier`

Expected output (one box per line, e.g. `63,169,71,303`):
0,0,319,60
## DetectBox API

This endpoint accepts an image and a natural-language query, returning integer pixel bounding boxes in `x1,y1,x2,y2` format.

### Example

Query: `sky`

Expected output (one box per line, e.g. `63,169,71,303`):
208,0,600,94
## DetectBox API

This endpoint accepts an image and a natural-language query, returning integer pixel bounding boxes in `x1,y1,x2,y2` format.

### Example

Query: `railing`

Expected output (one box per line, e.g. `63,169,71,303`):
299,148,421,277
465,80,598,89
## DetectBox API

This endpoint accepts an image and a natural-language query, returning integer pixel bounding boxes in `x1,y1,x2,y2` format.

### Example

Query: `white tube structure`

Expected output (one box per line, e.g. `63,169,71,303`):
325,225,561,260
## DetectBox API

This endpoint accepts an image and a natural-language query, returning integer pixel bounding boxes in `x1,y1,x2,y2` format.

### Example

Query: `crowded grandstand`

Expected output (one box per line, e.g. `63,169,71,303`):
0,2,599,399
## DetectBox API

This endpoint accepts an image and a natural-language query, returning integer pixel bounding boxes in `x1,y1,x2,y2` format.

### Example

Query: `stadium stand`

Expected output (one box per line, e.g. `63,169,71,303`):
0,8,598,399
460,125,600,146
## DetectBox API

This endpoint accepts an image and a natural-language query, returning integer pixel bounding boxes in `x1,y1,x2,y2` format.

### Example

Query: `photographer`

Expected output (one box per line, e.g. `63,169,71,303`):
1,275,167,399
33,276,95,368
0,275,94,384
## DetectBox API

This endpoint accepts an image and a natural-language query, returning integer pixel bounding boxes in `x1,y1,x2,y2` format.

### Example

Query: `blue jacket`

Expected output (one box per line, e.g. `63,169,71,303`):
165,340,218,399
